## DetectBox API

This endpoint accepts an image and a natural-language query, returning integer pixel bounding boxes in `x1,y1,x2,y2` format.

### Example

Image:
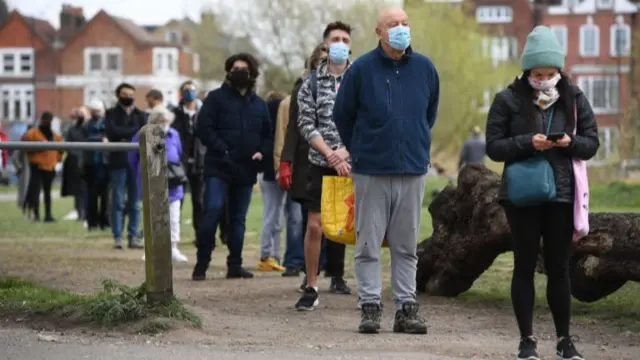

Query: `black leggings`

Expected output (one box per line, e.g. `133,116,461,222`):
504,202,574,339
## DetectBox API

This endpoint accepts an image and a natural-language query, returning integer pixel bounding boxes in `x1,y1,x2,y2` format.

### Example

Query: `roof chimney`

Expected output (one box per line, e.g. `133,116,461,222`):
59,4,86,41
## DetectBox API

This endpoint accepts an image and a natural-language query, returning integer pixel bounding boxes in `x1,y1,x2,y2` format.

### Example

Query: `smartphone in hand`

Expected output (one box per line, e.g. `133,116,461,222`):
546,132,565,142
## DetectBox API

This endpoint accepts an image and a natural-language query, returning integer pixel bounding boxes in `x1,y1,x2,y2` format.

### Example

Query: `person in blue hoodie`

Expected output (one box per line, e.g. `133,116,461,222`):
333,6,439,334
192,53,273,281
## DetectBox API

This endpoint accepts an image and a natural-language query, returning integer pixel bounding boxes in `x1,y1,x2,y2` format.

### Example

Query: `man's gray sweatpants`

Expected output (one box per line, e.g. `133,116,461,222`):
352,173,426,311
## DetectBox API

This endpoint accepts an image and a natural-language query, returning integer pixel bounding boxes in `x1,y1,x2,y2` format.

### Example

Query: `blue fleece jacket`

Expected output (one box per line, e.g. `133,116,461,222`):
333,44,440,175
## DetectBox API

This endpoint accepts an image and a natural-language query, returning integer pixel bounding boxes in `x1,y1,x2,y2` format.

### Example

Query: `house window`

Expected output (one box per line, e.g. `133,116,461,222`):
551,25,568,54
578,76,619,113
579,18,599,57
3,54,13,72
476,6,513,23
1,91,8,119
166,30,181,43
19,54,32,72
106,53,120,71
89,53,102,71
85,48,122,73
0,86,35,121
481,36,518,65
152,47,178,73
193,53,200,73
611,21,631,56
593,127,619,162
597,0,613,8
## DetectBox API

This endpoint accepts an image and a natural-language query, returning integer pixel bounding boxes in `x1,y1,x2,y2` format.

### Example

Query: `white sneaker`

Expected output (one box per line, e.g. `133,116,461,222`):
171,248,188,263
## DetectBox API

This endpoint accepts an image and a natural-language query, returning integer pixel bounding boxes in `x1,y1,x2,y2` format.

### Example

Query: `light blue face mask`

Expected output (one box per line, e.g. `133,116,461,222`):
388,25,411,51
329,42,350,64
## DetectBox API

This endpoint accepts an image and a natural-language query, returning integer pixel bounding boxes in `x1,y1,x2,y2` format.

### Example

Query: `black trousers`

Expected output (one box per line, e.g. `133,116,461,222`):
301,205,345,278
27,165,55,220
74,182,86,221
504,202,574,339
85,165,110,229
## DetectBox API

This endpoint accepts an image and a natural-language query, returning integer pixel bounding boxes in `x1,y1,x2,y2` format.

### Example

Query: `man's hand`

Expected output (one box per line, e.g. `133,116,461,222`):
252,152,263,161
553,134,572,148
333,160,351,177
278,161,293,190
532,134,553,151
332,147,350,165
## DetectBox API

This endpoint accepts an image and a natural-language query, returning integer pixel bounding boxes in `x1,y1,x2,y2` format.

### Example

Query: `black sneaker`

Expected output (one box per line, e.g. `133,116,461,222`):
282,267,301,277
295,287,319,311
191,262,208,281
226,267,254,279
43,217,56,223
517,336,540,360
298,275,307,293
330,277,352,294
393,302,427,334
556,336,584,360
358,303,382,334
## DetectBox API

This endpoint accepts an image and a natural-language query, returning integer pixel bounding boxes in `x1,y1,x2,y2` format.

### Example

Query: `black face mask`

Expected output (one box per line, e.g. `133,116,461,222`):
119,97,134,107
228,70,252,89
76,116,85,125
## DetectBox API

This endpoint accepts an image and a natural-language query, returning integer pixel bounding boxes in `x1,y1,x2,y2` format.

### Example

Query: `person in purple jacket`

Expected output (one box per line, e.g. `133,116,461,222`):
129,105,188,263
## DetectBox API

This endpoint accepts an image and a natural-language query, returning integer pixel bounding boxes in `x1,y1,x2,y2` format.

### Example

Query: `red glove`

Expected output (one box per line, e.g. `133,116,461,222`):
278,161,293,191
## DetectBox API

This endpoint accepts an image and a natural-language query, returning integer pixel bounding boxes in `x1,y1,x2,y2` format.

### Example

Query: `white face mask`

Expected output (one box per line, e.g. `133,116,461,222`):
528,73,561,91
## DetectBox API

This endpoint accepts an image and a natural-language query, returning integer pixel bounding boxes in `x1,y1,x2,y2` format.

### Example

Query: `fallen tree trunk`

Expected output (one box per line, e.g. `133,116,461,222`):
416,164,640,302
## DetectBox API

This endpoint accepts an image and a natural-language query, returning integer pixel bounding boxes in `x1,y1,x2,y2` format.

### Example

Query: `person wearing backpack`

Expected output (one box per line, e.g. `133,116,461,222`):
485,26,599,360
294,21,353,311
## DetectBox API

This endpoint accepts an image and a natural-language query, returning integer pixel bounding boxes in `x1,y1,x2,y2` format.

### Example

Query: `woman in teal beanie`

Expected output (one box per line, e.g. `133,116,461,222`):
485,26,600,360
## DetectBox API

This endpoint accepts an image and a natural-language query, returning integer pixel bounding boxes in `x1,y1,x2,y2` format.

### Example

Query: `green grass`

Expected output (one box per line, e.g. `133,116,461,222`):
2,176,640,330
0,277,200,332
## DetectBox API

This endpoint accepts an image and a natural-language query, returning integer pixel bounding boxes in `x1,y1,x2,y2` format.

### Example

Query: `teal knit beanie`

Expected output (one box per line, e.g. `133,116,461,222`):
520,26,565,71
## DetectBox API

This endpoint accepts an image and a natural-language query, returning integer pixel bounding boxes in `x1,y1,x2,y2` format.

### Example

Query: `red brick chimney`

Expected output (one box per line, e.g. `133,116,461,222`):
58,4,86,41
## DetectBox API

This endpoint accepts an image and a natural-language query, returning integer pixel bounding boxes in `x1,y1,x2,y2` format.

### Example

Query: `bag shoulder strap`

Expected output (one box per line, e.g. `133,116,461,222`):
544,107,555,136
310,70,318,102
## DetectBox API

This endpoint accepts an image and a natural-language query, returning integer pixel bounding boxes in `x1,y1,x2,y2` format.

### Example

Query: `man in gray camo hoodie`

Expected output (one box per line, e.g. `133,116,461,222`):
294,21,353,311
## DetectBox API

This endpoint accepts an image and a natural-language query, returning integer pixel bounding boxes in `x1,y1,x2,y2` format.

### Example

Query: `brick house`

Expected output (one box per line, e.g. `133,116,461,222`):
55,9,199,112
471,0,637,162
0,10,57,123
540,0,638,162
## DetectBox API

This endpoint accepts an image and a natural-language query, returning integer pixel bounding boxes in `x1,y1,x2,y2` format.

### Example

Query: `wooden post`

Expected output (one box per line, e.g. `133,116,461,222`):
139,124,173,305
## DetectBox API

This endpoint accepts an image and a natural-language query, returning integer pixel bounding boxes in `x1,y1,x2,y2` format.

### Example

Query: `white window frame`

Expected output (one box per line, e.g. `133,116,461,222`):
579,19,599,57
475,6,513,24
193,53,200,73
152,47,179,74
550,25,568,54
84,86,115,109
0,84,34,122
591,126,618,164
610,23,631,57
0,48,34,77
597,0,613,9
577,76,619,114
84,47,122,74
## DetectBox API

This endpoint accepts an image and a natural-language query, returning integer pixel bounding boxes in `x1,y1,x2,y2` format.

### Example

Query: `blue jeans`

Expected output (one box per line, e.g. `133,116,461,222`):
110,167,141,241
258,177,304,268
196,176,253,269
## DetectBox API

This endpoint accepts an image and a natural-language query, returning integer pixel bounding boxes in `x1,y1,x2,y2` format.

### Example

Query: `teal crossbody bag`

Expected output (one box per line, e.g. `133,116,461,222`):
505,108,557,207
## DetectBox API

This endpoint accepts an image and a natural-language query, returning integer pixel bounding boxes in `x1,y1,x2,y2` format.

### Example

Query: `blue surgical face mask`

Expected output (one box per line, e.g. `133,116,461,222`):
388,25,411,51
183,89,197,101
329,42,349,64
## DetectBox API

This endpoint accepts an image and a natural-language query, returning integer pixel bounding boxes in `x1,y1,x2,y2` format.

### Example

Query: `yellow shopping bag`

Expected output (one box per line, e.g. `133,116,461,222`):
321,176,387,247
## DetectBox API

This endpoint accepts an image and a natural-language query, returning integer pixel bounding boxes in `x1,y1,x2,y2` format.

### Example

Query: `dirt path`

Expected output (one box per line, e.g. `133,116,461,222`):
1,242,639,359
